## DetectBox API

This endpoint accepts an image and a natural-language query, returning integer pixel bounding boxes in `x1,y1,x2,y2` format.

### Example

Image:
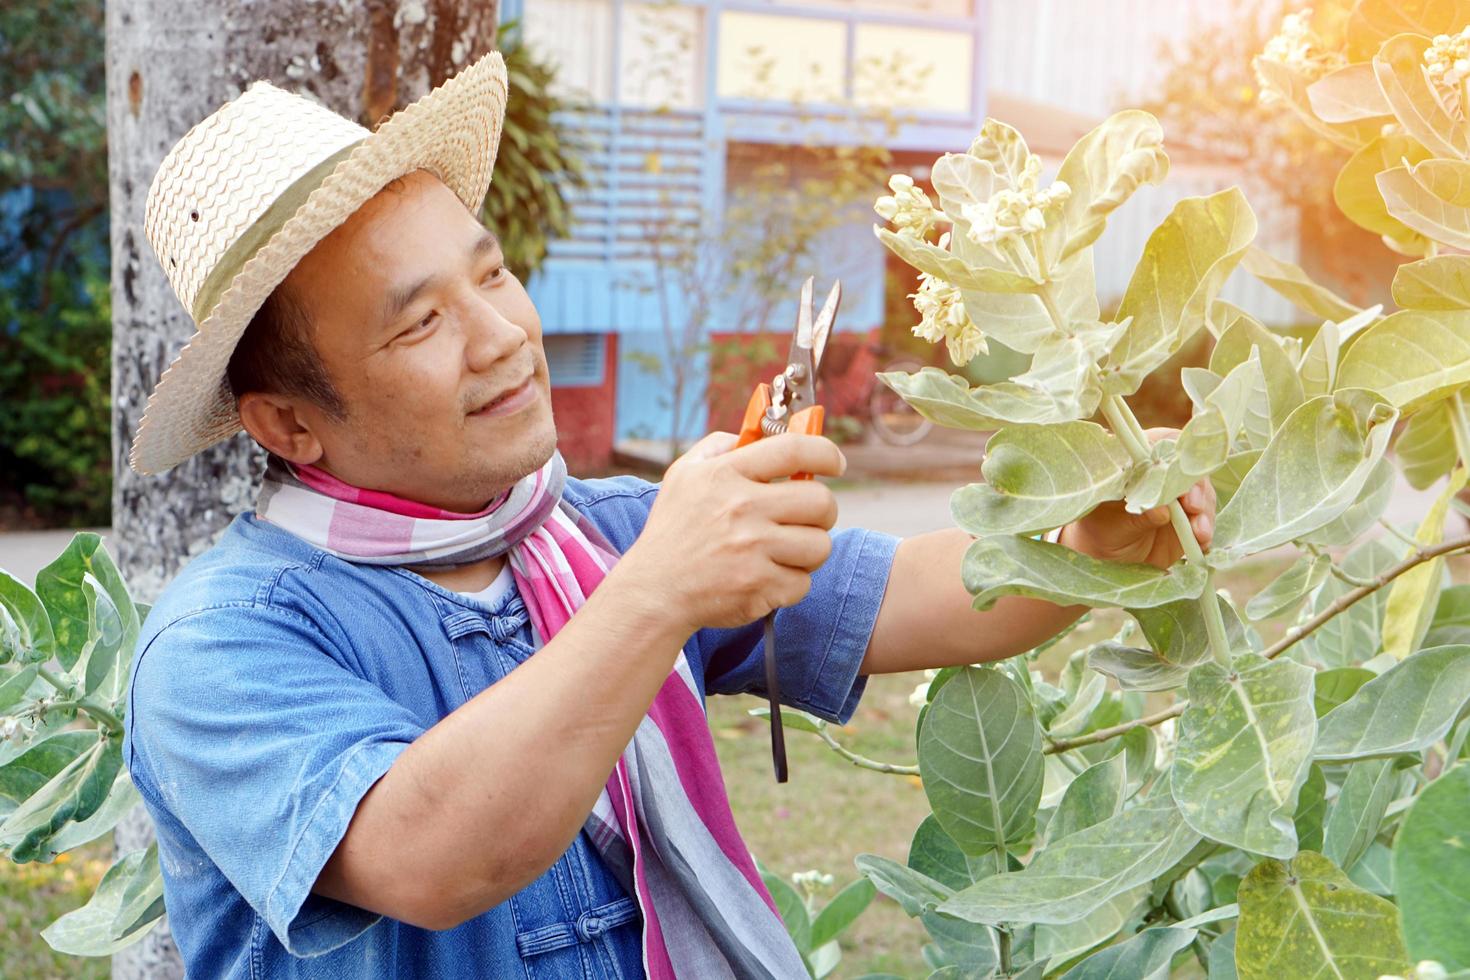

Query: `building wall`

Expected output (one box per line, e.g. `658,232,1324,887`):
549,334,620,473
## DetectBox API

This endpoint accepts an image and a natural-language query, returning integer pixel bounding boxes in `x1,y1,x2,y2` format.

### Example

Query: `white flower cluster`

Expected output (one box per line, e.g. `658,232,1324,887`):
791,869,836,899
1258,8,1345,102
874,173,939,241
1425,27,1470,110
959,154,1071,250
910,257,988,367
909,668,943,709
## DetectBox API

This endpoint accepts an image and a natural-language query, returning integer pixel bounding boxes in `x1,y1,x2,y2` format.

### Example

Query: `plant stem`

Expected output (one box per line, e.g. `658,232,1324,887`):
1043,532,1470,753
815,727,920,776
37,666,72,695
997,923,1013,975
1104,393,1233,667
1378,518,1418,548
35,666,121,733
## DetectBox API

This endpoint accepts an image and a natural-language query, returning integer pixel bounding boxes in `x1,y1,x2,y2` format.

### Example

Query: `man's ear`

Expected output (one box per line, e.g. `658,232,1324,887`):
237,391,324,465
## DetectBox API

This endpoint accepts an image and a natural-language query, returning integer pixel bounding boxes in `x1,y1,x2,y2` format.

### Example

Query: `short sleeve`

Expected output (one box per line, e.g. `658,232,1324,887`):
123,603,428,957
698,526,900,724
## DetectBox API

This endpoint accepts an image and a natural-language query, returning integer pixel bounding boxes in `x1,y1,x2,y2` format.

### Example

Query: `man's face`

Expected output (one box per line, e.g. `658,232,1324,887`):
277,168,557,511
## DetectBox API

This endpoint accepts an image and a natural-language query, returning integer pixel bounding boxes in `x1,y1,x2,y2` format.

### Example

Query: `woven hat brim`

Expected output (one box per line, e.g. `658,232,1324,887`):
129,51,508,476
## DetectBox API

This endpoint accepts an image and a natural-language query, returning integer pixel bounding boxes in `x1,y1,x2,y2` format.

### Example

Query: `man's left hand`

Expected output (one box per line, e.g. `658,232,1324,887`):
1058,427,1217,570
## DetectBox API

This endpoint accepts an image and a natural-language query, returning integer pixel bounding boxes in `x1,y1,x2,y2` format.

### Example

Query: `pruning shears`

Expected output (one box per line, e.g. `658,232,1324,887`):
735,276,842,783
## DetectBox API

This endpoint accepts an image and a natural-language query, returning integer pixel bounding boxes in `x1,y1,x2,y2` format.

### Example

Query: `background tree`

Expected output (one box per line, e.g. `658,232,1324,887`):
1139,0,1399,307
105,3,498,975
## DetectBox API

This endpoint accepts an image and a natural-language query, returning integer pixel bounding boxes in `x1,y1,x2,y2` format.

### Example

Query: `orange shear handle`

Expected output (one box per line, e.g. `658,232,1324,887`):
734,384,825,481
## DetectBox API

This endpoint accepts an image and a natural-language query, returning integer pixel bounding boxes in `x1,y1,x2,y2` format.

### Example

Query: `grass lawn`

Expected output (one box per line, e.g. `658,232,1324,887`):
1,839,111,980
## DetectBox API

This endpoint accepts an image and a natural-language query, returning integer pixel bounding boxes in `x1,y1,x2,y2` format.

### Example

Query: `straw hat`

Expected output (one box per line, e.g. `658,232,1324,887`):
129,51,508,475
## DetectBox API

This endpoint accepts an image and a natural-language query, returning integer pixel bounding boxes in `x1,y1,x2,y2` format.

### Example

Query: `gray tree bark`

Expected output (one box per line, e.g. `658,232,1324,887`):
105,2,497,976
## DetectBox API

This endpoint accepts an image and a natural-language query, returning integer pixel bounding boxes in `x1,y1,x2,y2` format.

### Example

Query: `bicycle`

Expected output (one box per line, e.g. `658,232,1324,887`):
818,333,934,447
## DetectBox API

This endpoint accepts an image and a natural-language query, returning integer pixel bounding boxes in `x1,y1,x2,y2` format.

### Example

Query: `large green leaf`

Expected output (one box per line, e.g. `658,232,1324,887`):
1383,466,1466,659
1338,308,1470,414
0,731,96,815
1315,644,1470,761
1209,314,1306,434
1170,654,1317,858
1004,327,1119,423
920,911,1002,975
0,731,121,862
1297,319,1340,400
1346,0,1470,61
47,768,141,854
0,663,41,715
1295,764,1329,853
856,853,955,917
34,533,138,676
878,367,1074,431
1245,553,1331,622
918,667,1043,854
1322,757,1408,873
1313,667,1376,717
1056,926,1198,980
1103,188,1257,396
1033,884,1150,970
1087,598,1249,694
1393,253,1470,310
1252,56,1380,151
951,422,1132,537
877,226,1038,294
0,571,56,666
1393,762,1470,971
1238,246,1362,322
1235,852,1410,980
1048,752,1129,842
1212,389,1397,561
1297,455,1397,547
1334,134,1435,247
1306,62,1392,122
909,815,994,891
1300,537,1398,666
937,795,1201,926
1398,399,1459,490
1054,109,1170,261
1379,157,1470,251
1373,32,1470,160
1426,584,1470,648
40,844,166,956
962,536,1207,612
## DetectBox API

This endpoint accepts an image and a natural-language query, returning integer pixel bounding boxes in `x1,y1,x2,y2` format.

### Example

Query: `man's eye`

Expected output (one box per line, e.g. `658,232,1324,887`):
403,312,435,335
483,266,508,286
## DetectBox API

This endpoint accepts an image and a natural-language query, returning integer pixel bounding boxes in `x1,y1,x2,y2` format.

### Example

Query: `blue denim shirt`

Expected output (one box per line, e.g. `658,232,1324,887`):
122,473,899,978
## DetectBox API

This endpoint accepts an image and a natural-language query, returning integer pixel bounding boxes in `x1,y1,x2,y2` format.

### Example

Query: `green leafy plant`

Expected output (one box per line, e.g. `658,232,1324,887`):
761,16,1470,971
757,858,877,978
1,535,159,955
479,19,585,280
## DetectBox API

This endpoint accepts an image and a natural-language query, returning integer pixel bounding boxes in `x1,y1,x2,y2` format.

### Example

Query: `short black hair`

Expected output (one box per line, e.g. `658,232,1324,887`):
226,279,348,420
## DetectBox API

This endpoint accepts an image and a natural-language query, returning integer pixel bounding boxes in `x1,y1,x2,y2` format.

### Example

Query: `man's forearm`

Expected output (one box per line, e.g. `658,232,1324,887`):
861,527,1086,675
314,562,691,929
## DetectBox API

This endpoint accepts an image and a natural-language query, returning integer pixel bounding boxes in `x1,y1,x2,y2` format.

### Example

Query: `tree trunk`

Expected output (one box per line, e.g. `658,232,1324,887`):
105,2,497,976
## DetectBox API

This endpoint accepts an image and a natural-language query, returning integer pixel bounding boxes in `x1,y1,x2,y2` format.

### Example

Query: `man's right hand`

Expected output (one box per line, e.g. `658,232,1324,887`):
615,430,846,632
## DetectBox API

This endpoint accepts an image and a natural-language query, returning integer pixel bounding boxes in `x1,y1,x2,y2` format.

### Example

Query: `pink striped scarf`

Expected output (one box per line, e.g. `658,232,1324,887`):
255,451,805,978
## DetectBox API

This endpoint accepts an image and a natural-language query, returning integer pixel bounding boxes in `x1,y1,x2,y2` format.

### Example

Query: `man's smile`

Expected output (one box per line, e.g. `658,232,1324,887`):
468,375,537,418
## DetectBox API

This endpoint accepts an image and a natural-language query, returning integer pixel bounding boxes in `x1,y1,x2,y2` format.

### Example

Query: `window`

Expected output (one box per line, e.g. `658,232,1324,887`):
853,23,973,114
716,11,847,103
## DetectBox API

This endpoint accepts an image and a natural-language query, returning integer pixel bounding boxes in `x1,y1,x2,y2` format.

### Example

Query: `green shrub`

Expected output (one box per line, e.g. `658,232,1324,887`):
0,262,111,528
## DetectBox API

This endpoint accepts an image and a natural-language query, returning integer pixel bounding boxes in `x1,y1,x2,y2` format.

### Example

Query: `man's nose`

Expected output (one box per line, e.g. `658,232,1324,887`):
462,290,527,370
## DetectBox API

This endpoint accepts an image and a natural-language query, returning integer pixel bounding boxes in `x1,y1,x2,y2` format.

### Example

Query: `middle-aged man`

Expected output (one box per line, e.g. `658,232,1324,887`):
122,52,1214,978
